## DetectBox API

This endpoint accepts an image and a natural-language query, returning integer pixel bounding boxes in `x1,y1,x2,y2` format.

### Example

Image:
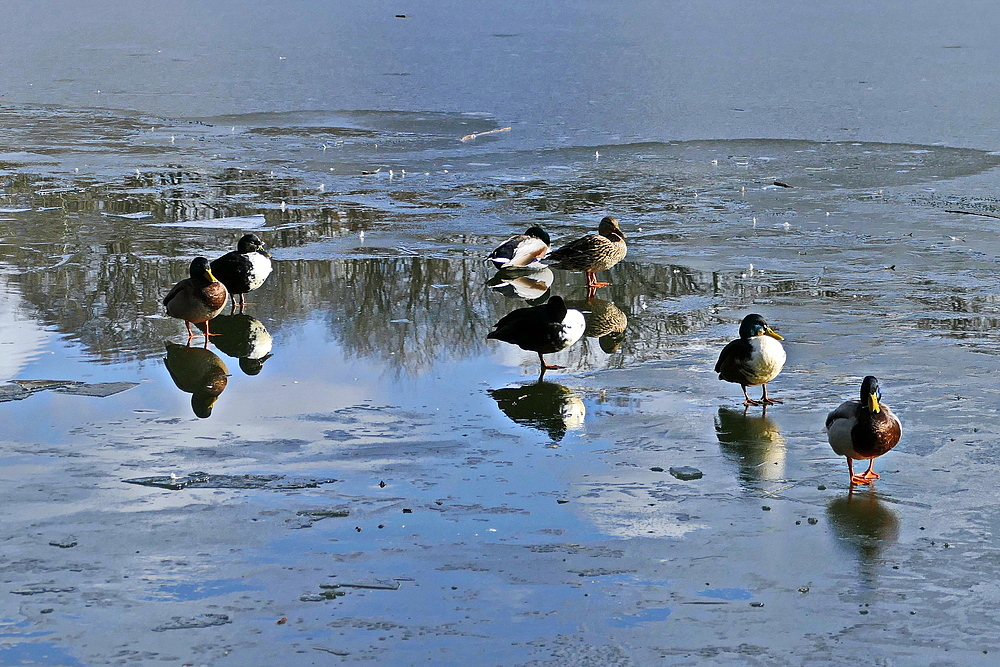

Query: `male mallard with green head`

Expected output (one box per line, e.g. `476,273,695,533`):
545,216,626,292
163,257,229,346
210,233,273,313
487,226,551,271
487,295,586,375
825,376,902,486
715,313,786,406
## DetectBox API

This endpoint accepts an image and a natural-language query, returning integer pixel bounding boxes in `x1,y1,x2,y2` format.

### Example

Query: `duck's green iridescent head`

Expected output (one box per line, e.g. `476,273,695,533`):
861,375,882,413
190,256,218,282
739,313,783,340
524,226,551,245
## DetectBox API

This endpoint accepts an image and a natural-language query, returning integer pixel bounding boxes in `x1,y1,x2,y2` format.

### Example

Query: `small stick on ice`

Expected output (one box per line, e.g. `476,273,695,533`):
460,126,512,142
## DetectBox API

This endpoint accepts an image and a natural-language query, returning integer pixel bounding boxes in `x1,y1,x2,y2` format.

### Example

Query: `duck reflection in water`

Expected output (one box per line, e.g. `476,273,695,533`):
196,313,274,376
715,406,787,486
163,341,230,418
827,490,900,581
486,267,553,304
489,380,585,442
564,296,628,354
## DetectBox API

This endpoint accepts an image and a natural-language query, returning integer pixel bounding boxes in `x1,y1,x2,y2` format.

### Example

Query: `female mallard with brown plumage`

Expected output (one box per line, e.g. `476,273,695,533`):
825,376,902,486
163,257,229,347
545,216,626,292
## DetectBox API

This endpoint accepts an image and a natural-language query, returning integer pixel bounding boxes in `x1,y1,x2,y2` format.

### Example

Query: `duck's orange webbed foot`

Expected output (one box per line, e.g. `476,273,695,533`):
850,474,874,486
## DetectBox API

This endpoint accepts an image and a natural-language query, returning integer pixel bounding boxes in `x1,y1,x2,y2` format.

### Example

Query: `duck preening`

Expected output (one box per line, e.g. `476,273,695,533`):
825,376,902,486
211,233,273,313
486,295,585,376
715,313,786,406
487,226,551,270
163,257,229,347
545,216,626,293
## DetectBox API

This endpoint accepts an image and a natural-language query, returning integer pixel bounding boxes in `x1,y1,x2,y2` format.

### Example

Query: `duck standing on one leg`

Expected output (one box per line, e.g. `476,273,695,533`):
487,226,551,271
545,216,626,295
825,376,902,486
715,313,786,406
211,233,273,313
487,295,585,377
163,257,229,347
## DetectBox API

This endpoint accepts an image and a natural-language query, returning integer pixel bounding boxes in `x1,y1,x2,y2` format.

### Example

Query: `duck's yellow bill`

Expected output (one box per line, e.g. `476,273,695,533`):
205,268,218,282
868,393,881,413
764,328,784,341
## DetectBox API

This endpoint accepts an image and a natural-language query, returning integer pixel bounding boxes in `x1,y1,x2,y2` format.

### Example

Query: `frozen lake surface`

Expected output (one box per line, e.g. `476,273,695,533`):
2,3,1000,665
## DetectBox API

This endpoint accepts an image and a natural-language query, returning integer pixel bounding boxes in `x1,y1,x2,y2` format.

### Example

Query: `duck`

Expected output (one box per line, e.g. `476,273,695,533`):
825,376,902,486
487,226,551,270
210,233,273,312
487,295,586,376
545,216,627,293
163,257,229,346
715,313,786,406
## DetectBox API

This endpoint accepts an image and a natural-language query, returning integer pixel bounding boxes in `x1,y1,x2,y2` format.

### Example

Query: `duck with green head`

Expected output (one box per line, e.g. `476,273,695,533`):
715,313,786,406
487,226,551,271
825,376,902,486
163,257,229,347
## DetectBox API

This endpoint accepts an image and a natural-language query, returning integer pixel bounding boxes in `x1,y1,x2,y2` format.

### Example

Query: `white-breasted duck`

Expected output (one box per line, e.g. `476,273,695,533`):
210,233,273,312
487,226,551,271
715,313,786,406
825,376,902,486
487,295,585,376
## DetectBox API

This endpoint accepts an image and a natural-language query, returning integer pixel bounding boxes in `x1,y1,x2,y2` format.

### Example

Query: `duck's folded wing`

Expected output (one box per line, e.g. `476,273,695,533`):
546,235,601,266
504,237,549,267
825,400,860,430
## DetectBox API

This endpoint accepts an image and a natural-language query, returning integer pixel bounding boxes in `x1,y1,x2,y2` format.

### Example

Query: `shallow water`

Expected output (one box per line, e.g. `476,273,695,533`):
5,3,1000,663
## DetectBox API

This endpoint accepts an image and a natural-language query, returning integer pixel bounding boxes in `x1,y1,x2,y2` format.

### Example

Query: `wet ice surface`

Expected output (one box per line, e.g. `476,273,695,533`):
3,107,1000,664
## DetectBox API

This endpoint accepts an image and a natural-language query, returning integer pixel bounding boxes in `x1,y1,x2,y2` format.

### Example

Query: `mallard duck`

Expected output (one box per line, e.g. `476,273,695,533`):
487,295,585,375
163,257,229,346
487,226,551,270
545,216,626,292
715,313,786,405
825,376,902,486
210,233,273,312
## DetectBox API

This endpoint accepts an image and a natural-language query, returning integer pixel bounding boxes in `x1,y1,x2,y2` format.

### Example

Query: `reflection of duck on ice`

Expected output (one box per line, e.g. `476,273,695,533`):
196,313,274,375
563,296,628,353
487,267,553,303
826,490,900,567
714,406,786,485
163,341,229,418
489,380,585,442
